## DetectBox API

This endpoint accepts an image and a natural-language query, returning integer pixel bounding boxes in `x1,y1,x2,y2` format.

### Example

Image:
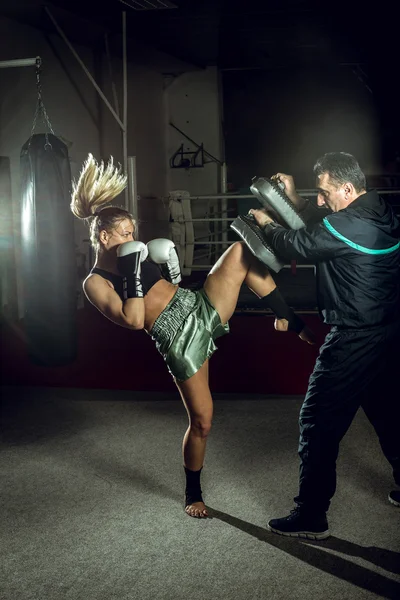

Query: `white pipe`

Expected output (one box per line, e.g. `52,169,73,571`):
128,156,138,238
178,218,235,222
104,34,120,118
122,11,128,209
0,57,39,68
377,189,400,194
44,7,124,130
188,189,400,200
193,241,255,245
190,194,253,200
189,264,314,270
221,162,228,250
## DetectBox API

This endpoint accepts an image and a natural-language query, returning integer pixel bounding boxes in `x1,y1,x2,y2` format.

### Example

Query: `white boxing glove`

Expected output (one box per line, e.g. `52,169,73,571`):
146,238,182,285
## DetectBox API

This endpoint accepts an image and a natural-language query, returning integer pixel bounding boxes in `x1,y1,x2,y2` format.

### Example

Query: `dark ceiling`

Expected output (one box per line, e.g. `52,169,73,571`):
1,0,398,74
1,0,399,132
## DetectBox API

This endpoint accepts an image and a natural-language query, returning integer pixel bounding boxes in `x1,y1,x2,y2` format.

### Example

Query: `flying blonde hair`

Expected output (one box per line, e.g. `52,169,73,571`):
71,153,128,218
71,153,135,249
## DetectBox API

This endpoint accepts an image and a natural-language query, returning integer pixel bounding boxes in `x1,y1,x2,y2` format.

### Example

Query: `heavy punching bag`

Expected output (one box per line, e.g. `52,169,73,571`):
20,133,77,366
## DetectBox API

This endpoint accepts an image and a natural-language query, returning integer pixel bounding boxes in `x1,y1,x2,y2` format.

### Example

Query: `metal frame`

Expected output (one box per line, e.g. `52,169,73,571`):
0,58,39,68
42,7,136,217
170,143,205,169
188,189,400,200
127,156,139,238
117,0,177,9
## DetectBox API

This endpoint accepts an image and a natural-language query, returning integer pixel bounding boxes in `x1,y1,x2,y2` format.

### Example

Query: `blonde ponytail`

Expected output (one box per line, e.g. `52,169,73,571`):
70,153,127,219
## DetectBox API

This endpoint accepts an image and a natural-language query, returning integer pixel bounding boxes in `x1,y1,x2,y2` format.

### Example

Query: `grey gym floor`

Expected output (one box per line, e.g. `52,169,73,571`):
1,386,399,600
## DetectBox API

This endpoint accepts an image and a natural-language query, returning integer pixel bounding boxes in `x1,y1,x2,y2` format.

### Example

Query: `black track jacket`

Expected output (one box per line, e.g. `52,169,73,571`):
262,190,400,328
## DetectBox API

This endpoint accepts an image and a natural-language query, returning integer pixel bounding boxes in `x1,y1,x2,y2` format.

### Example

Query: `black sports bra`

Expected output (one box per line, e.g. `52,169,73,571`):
91,260,163,300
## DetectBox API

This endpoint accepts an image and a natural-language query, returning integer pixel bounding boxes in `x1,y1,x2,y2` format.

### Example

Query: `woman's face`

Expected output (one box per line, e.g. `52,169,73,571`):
99,218,135,252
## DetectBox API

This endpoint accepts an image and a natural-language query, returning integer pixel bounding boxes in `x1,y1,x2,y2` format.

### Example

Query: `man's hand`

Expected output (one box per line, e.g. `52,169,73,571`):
271,172,306,210
249,208,275,228
271,173,296,196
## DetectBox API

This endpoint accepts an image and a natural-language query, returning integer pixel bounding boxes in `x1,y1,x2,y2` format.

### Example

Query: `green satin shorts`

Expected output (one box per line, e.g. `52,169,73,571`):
149,287,229,382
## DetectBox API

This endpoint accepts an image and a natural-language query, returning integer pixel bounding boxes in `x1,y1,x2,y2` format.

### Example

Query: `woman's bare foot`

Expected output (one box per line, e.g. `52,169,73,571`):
274,317,289,332
274,318,316,345
185,501,209,518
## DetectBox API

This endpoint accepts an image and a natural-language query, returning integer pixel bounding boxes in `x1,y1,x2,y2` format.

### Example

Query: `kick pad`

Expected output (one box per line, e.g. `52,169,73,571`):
230,214,284,273
250,177,306,230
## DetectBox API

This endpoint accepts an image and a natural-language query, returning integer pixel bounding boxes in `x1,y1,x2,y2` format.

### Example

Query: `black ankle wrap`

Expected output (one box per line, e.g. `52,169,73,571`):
184,467,203,506
260,288,304,334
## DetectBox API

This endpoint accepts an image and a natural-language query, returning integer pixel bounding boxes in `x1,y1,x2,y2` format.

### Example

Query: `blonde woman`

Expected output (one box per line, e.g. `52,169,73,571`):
71,153,314,518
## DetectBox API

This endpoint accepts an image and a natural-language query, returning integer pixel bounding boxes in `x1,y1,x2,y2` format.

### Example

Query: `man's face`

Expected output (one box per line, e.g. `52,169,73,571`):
316,173,347,213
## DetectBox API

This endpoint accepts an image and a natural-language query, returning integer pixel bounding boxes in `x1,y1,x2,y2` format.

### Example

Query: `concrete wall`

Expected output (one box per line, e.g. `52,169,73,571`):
165,66,225,269
99,60,170,244
223,66,383,190
166,66,223,195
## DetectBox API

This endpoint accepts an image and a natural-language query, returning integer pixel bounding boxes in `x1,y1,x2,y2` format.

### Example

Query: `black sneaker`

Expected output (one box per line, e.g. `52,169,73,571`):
267,507,330,540
388,490,400,507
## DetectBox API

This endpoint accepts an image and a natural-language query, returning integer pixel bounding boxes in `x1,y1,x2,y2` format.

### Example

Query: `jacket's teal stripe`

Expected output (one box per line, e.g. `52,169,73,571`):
323,218,400,255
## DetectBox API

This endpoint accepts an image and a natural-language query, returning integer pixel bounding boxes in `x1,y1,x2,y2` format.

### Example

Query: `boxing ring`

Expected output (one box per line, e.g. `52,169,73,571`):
168,186,400,273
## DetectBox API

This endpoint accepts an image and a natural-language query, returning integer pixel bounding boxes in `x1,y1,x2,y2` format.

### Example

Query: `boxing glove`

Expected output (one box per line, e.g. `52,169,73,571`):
146,238,182,285
117,241,148,299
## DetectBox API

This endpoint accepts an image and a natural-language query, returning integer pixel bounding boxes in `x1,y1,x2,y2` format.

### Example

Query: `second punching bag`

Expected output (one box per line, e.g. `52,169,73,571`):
20,133,77,366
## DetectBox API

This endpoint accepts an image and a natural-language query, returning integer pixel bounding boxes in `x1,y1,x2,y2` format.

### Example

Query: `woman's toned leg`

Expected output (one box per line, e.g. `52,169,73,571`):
203,242,272,323
204,241,314,342
175,359,212,518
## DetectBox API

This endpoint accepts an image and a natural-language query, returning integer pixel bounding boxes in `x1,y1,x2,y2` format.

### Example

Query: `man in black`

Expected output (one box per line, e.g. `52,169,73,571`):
250,152,400,539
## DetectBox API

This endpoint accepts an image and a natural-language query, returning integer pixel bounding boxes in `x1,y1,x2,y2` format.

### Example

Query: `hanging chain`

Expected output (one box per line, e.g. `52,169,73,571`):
30,57,55,148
